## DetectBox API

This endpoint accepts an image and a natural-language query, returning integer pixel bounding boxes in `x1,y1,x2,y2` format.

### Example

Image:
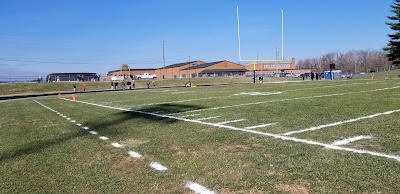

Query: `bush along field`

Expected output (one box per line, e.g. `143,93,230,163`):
1,72,400,193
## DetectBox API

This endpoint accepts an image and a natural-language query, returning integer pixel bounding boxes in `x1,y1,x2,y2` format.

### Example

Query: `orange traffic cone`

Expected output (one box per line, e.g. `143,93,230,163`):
72,94,76,102
58,93,61,99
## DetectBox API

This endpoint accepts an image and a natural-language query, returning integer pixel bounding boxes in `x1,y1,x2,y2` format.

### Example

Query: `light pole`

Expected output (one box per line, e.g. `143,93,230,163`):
188,56,191,85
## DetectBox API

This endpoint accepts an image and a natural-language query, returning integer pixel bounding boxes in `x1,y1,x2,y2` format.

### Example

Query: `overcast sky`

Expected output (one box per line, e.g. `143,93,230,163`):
0,0,393,77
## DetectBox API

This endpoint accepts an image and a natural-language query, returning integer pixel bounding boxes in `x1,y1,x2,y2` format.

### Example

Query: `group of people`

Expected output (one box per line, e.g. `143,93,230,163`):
111,79,136,90
301,72,323,80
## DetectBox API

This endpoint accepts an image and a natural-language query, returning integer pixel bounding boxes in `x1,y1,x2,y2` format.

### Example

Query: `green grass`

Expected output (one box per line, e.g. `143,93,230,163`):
1,70,400,193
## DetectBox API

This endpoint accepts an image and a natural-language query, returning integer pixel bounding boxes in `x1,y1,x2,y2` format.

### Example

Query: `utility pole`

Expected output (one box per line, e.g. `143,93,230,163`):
163,40,166,79
275,46,280,60
188,56,191,85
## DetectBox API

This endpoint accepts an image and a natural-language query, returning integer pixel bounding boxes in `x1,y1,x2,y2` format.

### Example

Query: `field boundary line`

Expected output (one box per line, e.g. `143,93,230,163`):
332,135,373,146
245,123,276,129
216,119,246,125
185,181,215,194
66,98,400,162
282,109,400,136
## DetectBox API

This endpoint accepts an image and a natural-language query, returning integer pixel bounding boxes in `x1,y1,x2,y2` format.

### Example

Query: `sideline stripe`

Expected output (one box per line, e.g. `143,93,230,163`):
216,119,245,125
99,136,109,141
128,151,143,159
245,123,276,129
196,116,220,121
89,131,98,135
185,181,215,194
111,142,124,148
181,114,201,118
66,98,400,162
149,162,168,171
332,135,373,146
282,109,400,136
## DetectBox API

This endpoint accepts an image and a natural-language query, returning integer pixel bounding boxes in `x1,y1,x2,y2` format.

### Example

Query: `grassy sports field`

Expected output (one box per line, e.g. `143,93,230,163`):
1,71,400,193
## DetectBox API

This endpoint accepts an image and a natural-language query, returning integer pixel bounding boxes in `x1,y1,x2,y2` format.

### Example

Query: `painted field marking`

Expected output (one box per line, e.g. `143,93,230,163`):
99,136,109,141
111,142,124,148
216,119,246,125
67,99,400,162
149,162,168,171
76,123,82,126
128,151,143,159
62,115,67,118
245,123,277,129
282,109,400,136
89,131,98,135
66,118,71,120
168,85,400,115
82,126,89,130
233,91,282,96
172,91,192,94
332,135,373,146
185,181,215,194
181,114,201,118
196,116,220,121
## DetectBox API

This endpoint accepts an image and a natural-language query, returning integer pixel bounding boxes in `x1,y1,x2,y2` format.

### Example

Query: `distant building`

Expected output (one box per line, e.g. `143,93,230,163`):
46,72,98,82
106,60,248,80
243,58,311,77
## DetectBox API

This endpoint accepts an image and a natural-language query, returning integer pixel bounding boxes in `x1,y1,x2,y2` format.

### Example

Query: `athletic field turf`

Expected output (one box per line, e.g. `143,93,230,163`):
1,77,400,193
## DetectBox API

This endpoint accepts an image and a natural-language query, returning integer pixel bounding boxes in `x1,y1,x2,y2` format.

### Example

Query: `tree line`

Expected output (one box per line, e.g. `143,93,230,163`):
296,50,392,74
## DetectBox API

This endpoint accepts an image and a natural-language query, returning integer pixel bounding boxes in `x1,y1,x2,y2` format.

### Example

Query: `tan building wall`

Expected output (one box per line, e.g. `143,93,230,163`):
181,60,248,78
154,61,205,79
244,58,310,75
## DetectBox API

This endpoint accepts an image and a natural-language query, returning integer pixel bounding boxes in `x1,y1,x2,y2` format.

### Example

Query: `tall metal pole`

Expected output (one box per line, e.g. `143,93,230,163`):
163,40,166,79
188,56,191,85
237,4,241,61
282,10,284,62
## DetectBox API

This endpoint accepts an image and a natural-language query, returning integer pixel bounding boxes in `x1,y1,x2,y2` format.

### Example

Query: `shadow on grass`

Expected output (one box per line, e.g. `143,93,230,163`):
0,103,204,162
0,130,87,163
85,103,205,136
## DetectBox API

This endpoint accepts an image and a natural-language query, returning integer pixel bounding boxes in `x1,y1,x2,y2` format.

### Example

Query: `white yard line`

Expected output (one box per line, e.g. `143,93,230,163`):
111,142,124,148
196,116,220,121
282,109,400,136
245,123,276,129
128,151,143,159
149,162,168,171
185,181,215,194
82,126,89,130
66,99,400,162
216,119,246,125
76,123,82,126
89,131,98,135
168,86,400,115
332,135,373,146
181,114,201,118
99,136,109,141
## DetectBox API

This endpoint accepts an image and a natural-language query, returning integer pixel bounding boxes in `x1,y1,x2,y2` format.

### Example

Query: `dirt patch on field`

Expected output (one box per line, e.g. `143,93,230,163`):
222,144,251,153
218,188,264,194
274,180,310,194
111,156,142,171
121,138,150,147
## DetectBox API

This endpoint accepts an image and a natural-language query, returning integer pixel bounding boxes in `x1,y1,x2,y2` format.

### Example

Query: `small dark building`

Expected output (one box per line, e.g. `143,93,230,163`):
46,72,98,82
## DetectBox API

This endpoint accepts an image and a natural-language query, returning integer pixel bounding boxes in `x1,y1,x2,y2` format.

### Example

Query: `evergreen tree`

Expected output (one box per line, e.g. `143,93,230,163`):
385,0,400,65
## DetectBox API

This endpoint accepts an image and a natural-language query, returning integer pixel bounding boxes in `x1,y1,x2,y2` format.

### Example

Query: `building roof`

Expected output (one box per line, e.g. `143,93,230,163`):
164,60,204,69
108,68,157,74
199,69,248,74
181,60,242,70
